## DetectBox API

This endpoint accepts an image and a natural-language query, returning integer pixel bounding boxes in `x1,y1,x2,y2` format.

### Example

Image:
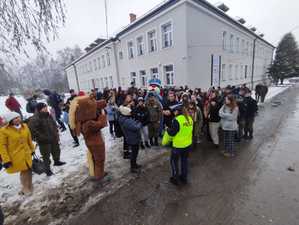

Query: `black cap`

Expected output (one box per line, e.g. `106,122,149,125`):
169,103,183,112
36,102,47,112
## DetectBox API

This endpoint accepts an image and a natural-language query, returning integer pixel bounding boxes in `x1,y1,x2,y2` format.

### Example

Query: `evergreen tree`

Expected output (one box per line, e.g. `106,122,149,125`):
268,32,299,84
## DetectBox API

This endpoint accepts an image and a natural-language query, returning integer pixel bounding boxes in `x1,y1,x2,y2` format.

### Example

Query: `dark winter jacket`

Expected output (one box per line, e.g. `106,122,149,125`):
133,105,150,126
244,97,258,118
119,115,142,145
208,100,222,122
146,100,162,123
28,112,59,144
163,100,178,128
26,97,38,113
0,205,3,225
236,96,247,120
45,91,63,115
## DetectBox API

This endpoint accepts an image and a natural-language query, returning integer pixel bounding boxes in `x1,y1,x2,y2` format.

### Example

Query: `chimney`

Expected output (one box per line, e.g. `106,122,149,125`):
129,13,137,23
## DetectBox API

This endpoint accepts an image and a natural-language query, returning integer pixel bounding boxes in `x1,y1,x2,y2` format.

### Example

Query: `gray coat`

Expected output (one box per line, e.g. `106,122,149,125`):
219,105,239,131
119,115,142,145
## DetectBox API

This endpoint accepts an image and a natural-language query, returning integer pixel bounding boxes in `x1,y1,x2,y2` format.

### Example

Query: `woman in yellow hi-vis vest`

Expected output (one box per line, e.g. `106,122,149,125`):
167,103,193,185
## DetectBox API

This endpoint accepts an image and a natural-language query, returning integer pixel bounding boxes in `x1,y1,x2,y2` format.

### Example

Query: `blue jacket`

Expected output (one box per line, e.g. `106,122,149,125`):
106,104,117,121
119,115,142,145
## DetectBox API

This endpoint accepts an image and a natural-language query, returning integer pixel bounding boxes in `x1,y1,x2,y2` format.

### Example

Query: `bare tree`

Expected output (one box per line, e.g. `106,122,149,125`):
0,0,65,59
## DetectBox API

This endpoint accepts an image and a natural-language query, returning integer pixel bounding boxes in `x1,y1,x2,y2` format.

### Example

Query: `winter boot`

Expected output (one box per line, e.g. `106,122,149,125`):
150,138,154,146
123,150,131,159
54,161,66,166
46,169,54,176
140,142,145,150
145,141,151,148
154,137,159,146
169,177,179,186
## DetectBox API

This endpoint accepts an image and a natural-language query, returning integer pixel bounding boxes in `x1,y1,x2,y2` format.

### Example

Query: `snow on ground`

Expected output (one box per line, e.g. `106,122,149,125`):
0,95,167,214
0,82,295,224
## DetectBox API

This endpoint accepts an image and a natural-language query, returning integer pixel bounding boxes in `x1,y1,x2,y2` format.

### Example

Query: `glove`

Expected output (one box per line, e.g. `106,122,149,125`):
3,162,12,169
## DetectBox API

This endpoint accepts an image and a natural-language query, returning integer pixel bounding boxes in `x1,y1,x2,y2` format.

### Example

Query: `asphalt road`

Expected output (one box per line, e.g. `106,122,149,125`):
68,85,299,225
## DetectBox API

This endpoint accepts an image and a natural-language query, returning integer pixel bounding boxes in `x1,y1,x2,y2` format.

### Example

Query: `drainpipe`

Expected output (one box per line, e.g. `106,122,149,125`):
251,38,257,90
73,64,80,92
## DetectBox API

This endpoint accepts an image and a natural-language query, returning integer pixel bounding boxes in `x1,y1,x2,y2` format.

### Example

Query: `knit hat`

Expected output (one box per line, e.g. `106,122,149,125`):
138,97,144,102
36,102,47,112
119,105,132,116
3,112,20,123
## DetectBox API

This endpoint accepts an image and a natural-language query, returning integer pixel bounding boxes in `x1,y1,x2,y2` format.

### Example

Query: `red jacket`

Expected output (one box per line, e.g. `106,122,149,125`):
5,96,21,111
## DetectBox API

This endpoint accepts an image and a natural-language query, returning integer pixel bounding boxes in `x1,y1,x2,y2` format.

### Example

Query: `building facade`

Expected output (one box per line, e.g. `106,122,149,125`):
65,0,275,92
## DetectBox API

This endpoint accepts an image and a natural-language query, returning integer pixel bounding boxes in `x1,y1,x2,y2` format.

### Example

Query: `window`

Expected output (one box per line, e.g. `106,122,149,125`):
102,55,106,68
245,65,248,79
228,64,233,80
140,70,147,87
104,77,108,88
136,36,145,56
130,72,137,85
222,31,227,50
106,52,111,66
236,37,240,53
97,57,101,69
89,61,93,72
93,59,97,70
148,30,157,52
100,78,104,89
161,22,173,48
235,65,239,80
246,41,249,55
119,51,123,60
109,76,113,88
230,34,234,52
249,43,253,56
240,65,244,79
241,39,245,54
150,68,159,79
128,41,134,59
222,64,226,81
164,65,174,86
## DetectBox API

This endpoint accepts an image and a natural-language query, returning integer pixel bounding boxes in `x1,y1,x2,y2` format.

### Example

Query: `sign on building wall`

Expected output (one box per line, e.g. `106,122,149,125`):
211,55,221,87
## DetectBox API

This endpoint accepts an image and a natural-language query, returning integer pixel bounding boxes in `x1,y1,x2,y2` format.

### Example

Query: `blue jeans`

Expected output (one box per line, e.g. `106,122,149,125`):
170,146,191,180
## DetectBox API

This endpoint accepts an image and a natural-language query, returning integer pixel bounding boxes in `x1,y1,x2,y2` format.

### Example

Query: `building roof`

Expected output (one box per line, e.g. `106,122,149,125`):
65,0,275,70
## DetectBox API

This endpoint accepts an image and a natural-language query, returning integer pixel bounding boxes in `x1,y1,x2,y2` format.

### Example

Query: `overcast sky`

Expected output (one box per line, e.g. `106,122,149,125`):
46,0,299,53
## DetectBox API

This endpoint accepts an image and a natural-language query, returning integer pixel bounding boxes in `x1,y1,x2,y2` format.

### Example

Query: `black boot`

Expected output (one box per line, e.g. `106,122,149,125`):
123,150,131,159
140,142,145,150
169,177,179,186
46,169,54,176
154,137,159,146
150,138,154,146
145,141,151,148
54,161,66,166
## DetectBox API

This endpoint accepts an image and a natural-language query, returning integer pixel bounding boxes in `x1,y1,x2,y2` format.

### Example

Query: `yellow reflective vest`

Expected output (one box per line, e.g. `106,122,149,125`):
172,115,193,149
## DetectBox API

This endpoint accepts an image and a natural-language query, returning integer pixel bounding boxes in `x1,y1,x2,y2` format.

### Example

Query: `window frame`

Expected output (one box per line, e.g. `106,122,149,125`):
163,64,174,86
161,20,173,49
147,28,158,53
150,67,159,79
139,70,147,87
127,40,135,59
136,35,145,56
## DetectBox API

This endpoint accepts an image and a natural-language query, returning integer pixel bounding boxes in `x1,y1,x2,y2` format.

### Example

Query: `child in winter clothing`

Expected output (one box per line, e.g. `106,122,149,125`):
118,105,142,173
146,93,162,146
188,101,203,145
133,97,151,149
106,100,118,136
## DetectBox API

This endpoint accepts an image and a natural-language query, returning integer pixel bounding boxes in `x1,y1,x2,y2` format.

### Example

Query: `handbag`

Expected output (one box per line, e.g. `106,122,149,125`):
32,153,47,175
162,130,173,146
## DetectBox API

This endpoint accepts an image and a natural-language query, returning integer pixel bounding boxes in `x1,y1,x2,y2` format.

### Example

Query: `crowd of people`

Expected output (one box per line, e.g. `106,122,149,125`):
0,82,261,199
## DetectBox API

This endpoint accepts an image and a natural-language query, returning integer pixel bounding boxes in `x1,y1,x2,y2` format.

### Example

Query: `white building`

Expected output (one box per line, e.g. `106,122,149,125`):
65,0,275,92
